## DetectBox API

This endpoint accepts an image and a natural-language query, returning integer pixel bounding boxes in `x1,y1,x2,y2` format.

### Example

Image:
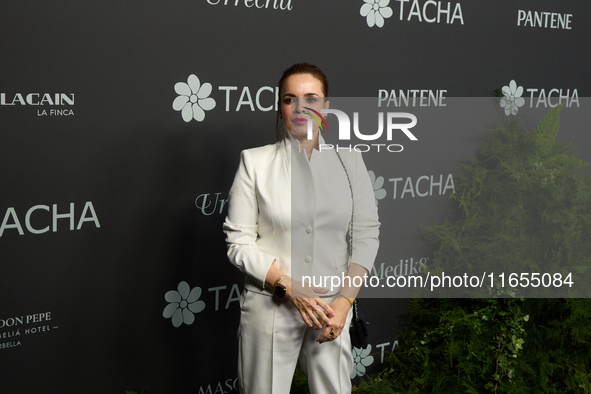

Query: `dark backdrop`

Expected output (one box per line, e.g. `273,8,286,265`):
1,1,590,392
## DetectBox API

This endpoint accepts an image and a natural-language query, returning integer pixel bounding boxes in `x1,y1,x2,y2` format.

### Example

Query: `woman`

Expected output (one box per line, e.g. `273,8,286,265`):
223,63,380,394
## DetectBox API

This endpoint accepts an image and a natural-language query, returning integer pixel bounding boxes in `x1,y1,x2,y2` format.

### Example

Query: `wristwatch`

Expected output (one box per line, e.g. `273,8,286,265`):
274,274,290,298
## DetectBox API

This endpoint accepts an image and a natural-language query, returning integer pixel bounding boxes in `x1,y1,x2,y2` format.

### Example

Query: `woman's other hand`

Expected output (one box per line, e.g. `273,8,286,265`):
316,297,351,344
288,281,335,330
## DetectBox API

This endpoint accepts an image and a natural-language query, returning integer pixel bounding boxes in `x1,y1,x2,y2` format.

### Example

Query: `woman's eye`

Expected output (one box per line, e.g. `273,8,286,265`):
306,97,318,103
284,97,296,104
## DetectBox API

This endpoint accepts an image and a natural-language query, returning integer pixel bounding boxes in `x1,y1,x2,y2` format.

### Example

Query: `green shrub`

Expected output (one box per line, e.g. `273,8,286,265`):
358,298,591,393
422,104,591,298
357,105,591,393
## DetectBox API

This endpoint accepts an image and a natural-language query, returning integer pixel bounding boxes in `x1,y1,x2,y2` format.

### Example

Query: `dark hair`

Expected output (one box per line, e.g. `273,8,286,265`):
275,63,329,140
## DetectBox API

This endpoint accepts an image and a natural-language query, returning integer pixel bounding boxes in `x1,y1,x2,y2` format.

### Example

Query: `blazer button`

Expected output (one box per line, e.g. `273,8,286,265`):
305,227,312,234
305,256,312,263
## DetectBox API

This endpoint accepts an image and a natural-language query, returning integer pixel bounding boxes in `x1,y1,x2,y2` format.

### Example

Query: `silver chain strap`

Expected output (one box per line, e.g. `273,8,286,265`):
333,150,354,259
334,150,363,325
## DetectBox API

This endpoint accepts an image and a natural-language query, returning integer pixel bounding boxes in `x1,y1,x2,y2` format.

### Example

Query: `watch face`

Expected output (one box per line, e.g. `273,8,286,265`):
274,285,286,298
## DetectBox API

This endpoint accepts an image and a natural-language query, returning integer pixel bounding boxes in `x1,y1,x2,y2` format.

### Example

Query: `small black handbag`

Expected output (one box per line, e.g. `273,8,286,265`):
350,299,369,349
334,150,370,349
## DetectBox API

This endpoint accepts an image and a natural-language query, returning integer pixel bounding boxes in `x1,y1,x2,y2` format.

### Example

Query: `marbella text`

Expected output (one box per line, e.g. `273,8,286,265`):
303,272,574,293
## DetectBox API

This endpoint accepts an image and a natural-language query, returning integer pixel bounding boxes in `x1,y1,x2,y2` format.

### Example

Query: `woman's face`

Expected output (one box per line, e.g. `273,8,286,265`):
280,73,329,140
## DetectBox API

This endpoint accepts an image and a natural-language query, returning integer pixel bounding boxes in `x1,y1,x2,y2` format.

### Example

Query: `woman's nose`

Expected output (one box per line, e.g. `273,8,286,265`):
293,97,306,113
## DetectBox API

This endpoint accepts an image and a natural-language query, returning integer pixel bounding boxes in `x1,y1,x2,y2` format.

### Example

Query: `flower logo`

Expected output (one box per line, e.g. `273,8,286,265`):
350,344,375,378
172,74,216,122
500,80,525,116
360,0,393,28
368,170,387,206
163,281,206,327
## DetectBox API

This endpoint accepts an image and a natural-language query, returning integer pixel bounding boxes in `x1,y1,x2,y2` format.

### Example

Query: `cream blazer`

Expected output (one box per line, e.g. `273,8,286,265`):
223,135,380,296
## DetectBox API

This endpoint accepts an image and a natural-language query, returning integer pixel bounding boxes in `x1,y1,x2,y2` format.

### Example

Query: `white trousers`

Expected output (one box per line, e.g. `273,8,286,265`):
237,289,354,394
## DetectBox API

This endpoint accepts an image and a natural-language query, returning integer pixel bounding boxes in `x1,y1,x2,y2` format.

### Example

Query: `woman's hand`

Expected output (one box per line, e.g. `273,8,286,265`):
287,281,335,330
316,297,351,344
